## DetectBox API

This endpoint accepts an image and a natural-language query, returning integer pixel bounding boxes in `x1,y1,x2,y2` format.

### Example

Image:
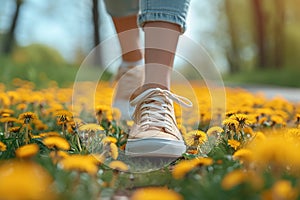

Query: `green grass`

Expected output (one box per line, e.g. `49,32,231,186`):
0,57,77,88
223,68,300,88
0,56,112,89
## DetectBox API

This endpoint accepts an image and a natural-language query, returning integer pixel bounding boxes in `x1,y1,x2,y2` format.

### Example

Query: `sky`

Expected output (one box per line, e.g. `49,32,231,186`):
0,0,228,71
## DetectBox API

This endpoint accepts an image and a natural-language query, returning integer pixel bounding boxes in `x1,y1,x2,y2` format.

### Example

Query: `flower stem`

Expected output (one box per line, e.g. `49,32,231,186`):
25,124,29,144
76,134,82,152
4,122,8,138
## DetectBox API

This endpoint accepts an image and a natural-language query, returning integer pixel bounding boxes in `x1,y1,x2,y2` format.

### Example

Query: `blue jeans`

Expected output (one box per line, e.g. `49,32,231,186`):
103,0,190,33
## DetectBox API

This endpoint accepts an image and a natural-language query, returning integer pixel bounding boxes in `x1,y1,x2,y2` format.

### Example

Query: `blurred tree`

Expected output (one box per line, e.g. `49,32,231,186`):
91,0,101,66
252,0,285,69
273,0,285,69
12,44,65,64
92,0,100,47
225,0,241,73
222,0,287,71
2,0,23,54
252,0,267,69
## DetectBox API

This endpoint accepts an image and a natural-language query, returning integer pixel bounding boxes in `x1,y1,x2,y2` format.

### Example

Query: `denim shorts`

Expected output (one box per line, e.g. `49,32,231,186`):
103,0,190,33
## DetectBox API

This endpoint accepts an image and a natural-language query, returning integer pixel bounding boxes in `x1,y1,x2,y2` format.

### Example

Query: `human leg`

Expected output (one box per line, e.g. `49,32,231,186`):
103,0,144,119
126,0,192,157
104,0,142,64
112,15,142,62
143,21,181,90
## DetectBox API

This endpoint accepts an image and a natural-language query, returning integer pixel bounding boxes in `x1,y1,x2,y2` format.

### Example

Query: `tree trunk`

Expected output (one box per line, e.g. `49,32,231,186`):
3,0,23,54
273,0,285,69
252,0,267,69
92,0,100,47
91,0,102,66
225,0,240,73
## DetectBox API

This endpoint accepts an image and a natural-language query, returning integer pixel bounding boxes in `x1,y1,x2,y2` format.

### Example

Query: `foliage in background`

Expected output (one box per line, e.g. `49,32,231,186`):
0,45,113,89
223,0,300,72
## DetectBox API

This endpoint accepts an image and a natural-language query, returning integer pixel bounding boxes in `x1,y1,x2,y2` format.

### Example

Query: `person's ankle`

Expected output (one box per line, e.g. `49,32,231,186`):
130,83,168,101
119,59,144,68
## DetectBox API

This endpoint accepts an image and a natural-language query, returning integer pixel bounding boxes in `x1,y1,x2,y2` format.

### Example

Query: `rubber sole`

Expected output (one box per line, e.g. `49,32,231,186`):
125,138,186,158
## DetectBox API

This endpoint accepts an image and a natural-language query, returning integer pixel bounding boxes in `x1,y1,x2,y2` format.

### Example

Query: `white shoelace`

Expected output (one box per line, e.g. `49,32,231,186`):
130,88,193,133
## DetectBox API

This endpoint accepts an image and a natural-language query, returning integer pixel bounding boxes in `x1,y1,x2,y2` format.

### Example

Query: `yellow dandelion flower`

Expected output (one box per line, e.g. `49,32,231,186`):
221,169,246,190
88,154,105,165
106,112,113,121
1,113,10,118
0,141,7,151
31,134,42,140
54,109,73,118
34,120,49,131
225,110,237,117
184,130,207,146
95,104,110,113
230,114,252,127
55,110,73,124
207,126,223,136
8,126,21,133
59,154,99,175
16,103,27,110
248,135,300,172
258,116,268,125
176,117,183,126
131,187,183,200
67,121,76,134
73,117,85,127
271,115,285,125
102,136,117,144
256,108,273,116
177,124,187,136
273,110,289,120
253,131,266,142
195,157,214,166
228,139,240,150
243,126,254,136
296,113,300,124
186,149,198,155
111,107,121,120
78,123,104,132
172,157,213,179
18,112,38,124
50,150,69,164
109,160,129,171
15,143,39,158
271,180,297,200
247,114,259,124
222,118,239,131
0,108,14,116
233,149,254,163
95,104,110,120
110,143,119,160
0,160,54,200
286,128,300,138
39,131,61,137
43,136,70,150
0,93,9,107
126,120,134,127
0,117,19,123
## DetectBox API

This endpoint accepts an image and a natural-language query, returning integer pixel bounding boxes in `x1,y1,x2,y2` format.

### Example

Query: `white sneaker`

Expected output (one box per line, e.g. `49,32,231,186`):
112,65,144,120
125,88,193,158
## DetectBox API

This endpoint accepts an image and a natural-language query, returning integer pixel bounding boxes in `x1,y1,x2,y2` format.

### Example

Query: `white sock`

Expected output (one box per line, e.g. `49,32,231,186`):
120,59,144,68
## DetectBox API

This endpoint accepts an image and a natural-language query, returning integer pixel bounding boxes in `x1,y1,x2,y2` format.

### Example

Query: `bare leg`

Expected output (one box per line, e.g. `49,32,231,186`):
111,15,144,120
112,15,143,62
143,21,181,90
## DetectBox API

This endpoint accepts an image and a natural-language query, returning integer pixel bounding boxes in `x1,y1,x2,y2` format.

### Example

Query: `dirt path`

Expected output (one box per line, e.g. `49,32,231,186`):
233,85,300,102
